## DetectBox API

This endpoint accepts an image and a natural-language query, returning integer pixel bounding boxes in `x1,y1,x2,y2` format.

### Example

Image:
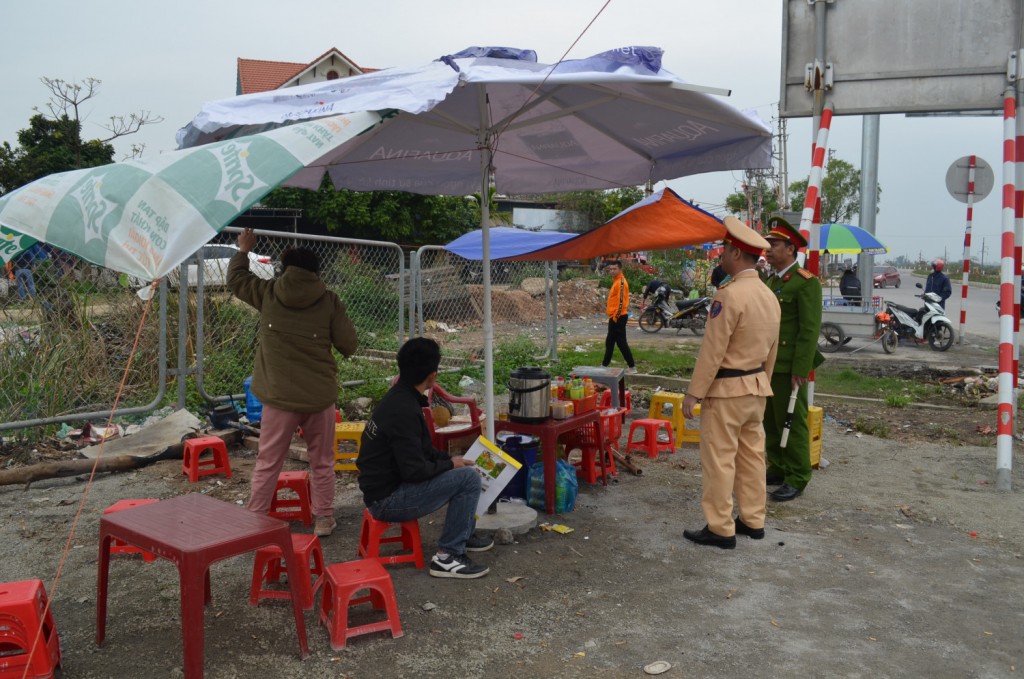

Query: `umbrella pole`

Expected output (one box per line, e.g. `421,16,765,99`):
480,139,496,441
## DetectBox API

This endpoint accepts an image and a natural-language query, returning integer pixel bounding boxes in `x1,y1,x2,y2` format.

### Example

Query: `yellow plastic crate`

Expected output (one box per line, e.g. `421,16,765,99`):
808,405,823,468
334,422,365,472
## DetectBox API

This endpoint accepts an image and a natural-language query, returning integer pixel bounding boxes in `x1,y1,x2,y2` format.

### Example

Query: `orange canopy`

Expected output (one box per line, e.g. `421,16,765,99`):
508,187,726,261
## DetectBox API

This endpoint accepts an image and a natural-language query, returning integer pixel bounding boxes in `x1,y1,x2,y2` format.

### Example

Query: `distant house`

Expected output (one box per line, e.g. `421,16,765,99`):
235,47,376,95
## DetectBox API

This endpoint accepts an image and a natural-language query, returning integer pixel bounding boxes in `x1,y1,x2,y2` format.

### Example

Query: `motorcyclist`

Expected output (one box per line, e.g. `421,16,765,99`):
924,259,952,309
642,279,667,303
839,266,862,306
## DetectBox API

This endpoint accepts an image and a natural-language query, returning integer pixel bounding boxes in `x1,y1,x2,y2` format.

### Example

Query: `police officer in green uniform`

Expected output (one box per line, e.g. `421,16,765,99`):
762,217,824,502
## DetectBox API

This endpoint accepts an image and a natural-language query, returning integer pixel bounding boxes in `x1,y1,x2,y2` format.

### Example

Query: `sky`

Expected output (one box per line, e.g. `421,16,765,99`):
0,0,1011,263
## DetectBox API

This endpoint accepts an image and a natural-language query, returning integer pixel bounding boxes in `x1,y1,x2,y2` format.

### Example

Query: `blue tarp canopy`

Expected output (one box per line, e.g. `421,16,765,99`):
443,227,575,260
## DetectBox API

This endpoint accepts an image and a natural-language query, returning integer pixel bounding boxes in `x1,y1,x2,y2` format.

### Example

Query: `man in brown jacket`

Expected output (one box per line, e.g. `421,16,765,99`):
682,217,781,549
228,229,358,537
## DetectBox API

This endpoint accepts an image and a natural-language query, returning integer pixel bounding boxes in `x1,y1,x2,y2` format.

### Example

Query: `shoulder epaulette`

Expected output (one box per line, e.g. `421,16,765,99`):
717,279,732,289
796,268,814,279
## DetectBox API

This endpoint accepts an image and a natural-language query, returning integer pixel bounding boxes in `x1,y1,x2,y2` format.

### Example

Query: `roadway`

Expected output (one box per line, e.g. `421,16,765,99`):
868,272,1000,342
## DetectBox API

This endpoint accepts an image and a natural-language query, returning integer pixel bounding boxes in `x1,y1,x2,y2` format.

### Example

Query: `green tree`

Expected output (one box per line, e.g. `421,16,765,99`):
724,177,781,225
0,77,162,196
789,158,880,224
538,186,645,232
261,181,480,244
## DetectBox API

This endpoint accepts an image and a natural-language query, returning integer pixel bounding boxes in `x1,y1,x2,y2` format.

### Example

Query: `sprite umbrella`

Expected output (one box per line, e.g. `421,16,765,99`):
0,226,37,266
0,111,385,283
820,223,889,255
177,45,773,439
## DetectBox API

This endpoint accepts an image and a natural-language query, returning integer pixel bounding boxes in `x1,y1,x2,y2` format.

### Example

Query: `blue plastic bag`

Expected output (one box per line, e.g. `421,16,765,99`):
526,459,578,513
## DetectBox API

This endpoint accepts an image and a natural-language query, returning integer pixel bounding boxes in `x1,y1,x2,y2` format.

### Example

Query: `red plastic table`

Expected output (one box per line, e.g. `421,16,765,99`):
494,410,603,515
96,493,308,678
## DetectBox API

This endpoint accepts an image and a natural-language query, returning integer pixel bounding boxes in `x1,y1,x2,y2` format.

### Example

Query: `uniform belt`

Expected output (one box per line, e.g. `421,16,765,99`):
715,366,765,378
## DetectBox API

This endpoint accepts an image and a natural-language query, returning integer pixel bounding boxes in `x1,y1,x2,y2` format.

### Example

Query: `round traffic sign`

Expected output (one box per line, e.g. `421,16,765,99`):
945,156,994,203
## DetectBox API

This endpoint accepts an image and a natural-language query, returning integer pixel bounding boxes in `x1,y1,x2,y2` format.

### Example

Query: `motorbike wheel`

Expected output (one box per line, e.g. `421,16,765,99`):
881,328,898,354
928,321,954,351
689,308,708,336
818,322,845,353
638,309,664,333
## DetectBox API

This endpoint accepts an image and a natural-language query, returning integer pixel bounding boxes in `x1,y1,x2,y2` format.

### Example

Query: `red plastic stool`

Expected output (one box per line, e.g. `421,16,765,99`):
626,418,675,458
598,388,633,411
103,499,160,562
0,579,61,679
564,421,610,485
319,559,403,650
268,471,313,527
250,533,325,611
357,509,424,569
181,436,232,482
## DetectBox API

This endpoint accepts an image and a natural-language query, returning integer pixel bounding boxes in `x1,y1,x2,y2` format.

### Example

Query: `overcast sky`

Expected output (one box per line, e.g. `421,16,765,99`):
0,0,1010,262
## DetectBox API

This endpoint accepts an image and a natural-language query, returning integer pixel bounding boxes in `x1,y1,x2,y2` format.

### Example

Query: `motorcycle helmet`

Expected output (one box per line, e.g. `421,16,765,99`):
931,258,945,272
656,285,670,299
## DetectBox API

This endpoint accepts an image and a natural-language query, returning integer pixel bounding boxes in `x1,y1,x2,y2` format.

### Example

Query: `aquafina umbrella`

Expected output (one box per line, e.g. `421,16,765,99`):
176,46,775,438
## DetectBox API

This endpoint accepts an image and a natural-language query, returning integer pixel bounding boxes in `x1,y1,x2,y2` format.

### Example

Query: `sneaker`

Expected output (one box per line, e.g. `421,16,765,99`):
465,533,494,552
626,367,638,375
313,515,337,537
429,552,489,579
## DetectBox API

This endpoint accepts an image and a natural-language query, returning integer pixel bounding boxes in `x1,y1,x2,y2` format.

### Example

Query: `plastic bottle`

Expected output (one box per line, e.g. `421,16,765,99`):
556,376,565,399
584,377,595,397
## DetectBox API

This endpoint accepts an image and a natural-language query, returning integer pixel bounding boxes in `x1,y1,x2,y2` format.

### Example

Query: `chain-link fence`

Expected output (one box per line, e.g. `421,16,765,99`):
0,252,166,431
410,246,560,365
195,229,406,405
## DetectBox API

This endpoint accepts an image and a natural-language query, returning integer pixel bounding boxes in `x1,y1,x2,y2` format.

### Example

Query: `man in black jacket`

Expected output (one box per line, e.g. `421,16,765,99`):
358,337,492,579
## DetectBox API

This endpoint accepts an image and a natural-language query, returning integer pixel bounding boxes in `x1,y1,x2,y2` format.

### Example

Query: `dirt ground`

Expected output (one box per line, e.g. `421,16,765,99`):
1,322,1023,678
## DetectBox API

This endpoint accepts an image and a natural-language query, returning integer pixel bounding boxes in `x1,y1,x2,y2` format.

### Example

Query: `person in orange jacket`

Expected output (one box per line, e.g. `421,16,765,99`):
601,260,637,374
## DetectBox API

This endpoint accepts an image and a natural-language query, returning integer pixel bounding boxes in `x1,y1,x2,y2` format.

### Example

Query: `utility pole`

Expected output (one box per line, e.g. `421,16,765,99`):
777,116,790,210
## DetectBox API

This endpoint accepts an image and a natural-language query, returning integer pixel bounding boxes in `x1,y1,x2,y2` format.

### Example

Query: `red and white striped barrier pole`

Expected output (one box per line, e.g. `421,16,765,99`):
800,104,833,407
957,156,977,344
996,90,1015,491
1015,111,1024,385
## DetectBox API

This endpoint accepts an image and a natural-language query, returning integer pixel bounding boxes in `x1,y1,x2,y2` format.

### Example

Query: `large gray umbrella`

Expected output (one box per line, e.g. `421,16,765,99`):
177,45,773,438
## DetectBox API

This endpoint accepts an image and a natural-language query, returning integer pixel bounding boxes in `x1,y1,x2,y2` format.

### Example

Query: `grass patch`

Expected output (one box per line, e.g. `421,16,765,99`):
885,394,912,408
815,367,937,401
853,417,890,438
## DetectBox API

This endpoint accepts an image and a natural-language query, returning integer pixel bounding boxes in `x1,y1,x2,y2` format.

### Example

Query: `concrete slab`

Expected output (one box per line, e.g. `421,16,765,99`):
476,500,537,535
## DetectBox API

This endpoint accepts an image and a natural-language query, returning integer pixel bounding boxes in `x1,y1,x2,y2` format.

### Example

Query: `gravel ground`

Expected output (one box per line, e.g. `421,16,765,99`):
1,326,1022,678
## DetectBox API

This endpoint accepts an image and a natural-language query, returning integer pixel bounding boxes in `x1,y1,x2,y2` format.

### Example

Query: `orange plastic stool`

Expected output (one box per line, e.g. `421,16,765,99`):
600,388,633,414
250,533,325,611
319,559,403,650
0,579,61,679
357,509,424,568
181,436,232,482
268,471,313,526
626,418,675,458
103,499,160,562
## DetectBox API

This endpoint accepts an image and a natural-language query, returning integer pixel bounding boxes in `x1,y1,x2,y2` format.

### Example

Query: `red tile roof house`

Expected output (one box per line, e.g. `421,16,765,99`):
235,47,376,95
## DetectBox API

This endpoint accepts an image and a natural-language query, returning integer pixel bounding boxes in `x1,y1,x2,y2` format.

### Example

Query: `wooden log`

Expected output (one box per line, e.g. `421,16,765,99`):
0,430,243,487
611,449,642,476
0,455,154,487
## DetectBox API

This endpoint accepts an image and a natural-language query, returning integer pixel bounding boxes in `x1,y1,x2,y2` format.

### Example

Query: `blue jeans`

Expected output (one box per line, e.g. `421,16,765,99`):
15,269,34,299
369,467,480,555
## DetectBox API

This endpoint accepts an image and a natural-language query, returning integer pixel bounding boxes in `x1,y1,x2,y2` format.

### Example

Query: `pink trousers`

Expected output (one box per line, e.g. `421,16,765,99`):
248,403,336,517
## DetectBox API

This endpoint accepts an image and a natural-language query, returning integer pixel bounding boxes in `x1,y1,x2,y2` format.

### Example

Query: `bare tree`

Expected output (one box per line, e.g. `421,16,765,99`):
35,77,163,162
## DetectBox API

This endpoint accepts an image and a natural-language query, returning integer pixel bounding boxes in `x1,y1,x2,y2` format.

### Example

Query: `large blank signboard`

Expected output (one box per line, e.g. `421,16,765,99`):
781,0,1022,117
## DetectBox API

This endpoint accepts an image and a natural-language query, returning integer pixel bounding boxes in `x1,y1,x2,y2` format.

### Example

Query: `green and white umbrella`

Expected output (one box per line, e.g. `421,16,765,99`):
0,111,384,282
0,226,37,266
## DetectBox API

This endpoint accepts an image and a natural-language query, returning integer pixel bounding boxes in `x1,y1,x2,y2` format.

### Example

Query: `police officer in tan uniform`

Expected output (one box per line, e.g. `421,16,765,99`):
682,217,781,549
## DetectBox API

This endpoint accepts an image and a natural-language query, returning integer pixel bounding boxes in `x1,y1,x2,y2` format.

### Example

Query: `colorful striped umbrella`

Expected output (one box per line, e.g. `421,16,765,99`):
820,223,889,255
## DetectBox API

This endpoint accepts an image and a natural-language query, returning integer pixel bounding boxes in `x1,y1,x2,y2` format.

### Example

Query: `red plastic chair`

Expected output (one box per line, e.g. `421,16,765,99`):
388,377,484,453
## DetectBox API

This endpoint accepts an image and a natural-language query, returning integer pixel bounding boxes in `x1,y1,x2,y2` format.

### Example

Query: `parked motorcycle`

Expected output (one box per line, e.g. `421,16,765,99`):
878,283,954,352
638,285,711,335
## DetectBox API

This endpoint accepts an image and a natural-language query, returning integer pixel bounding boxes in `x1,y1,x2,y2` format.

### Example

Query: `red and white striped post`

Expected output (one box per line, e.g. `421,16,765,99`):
957,156,977,344
800,104,833,406
996,90,1016,491
1015,111,1024,385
